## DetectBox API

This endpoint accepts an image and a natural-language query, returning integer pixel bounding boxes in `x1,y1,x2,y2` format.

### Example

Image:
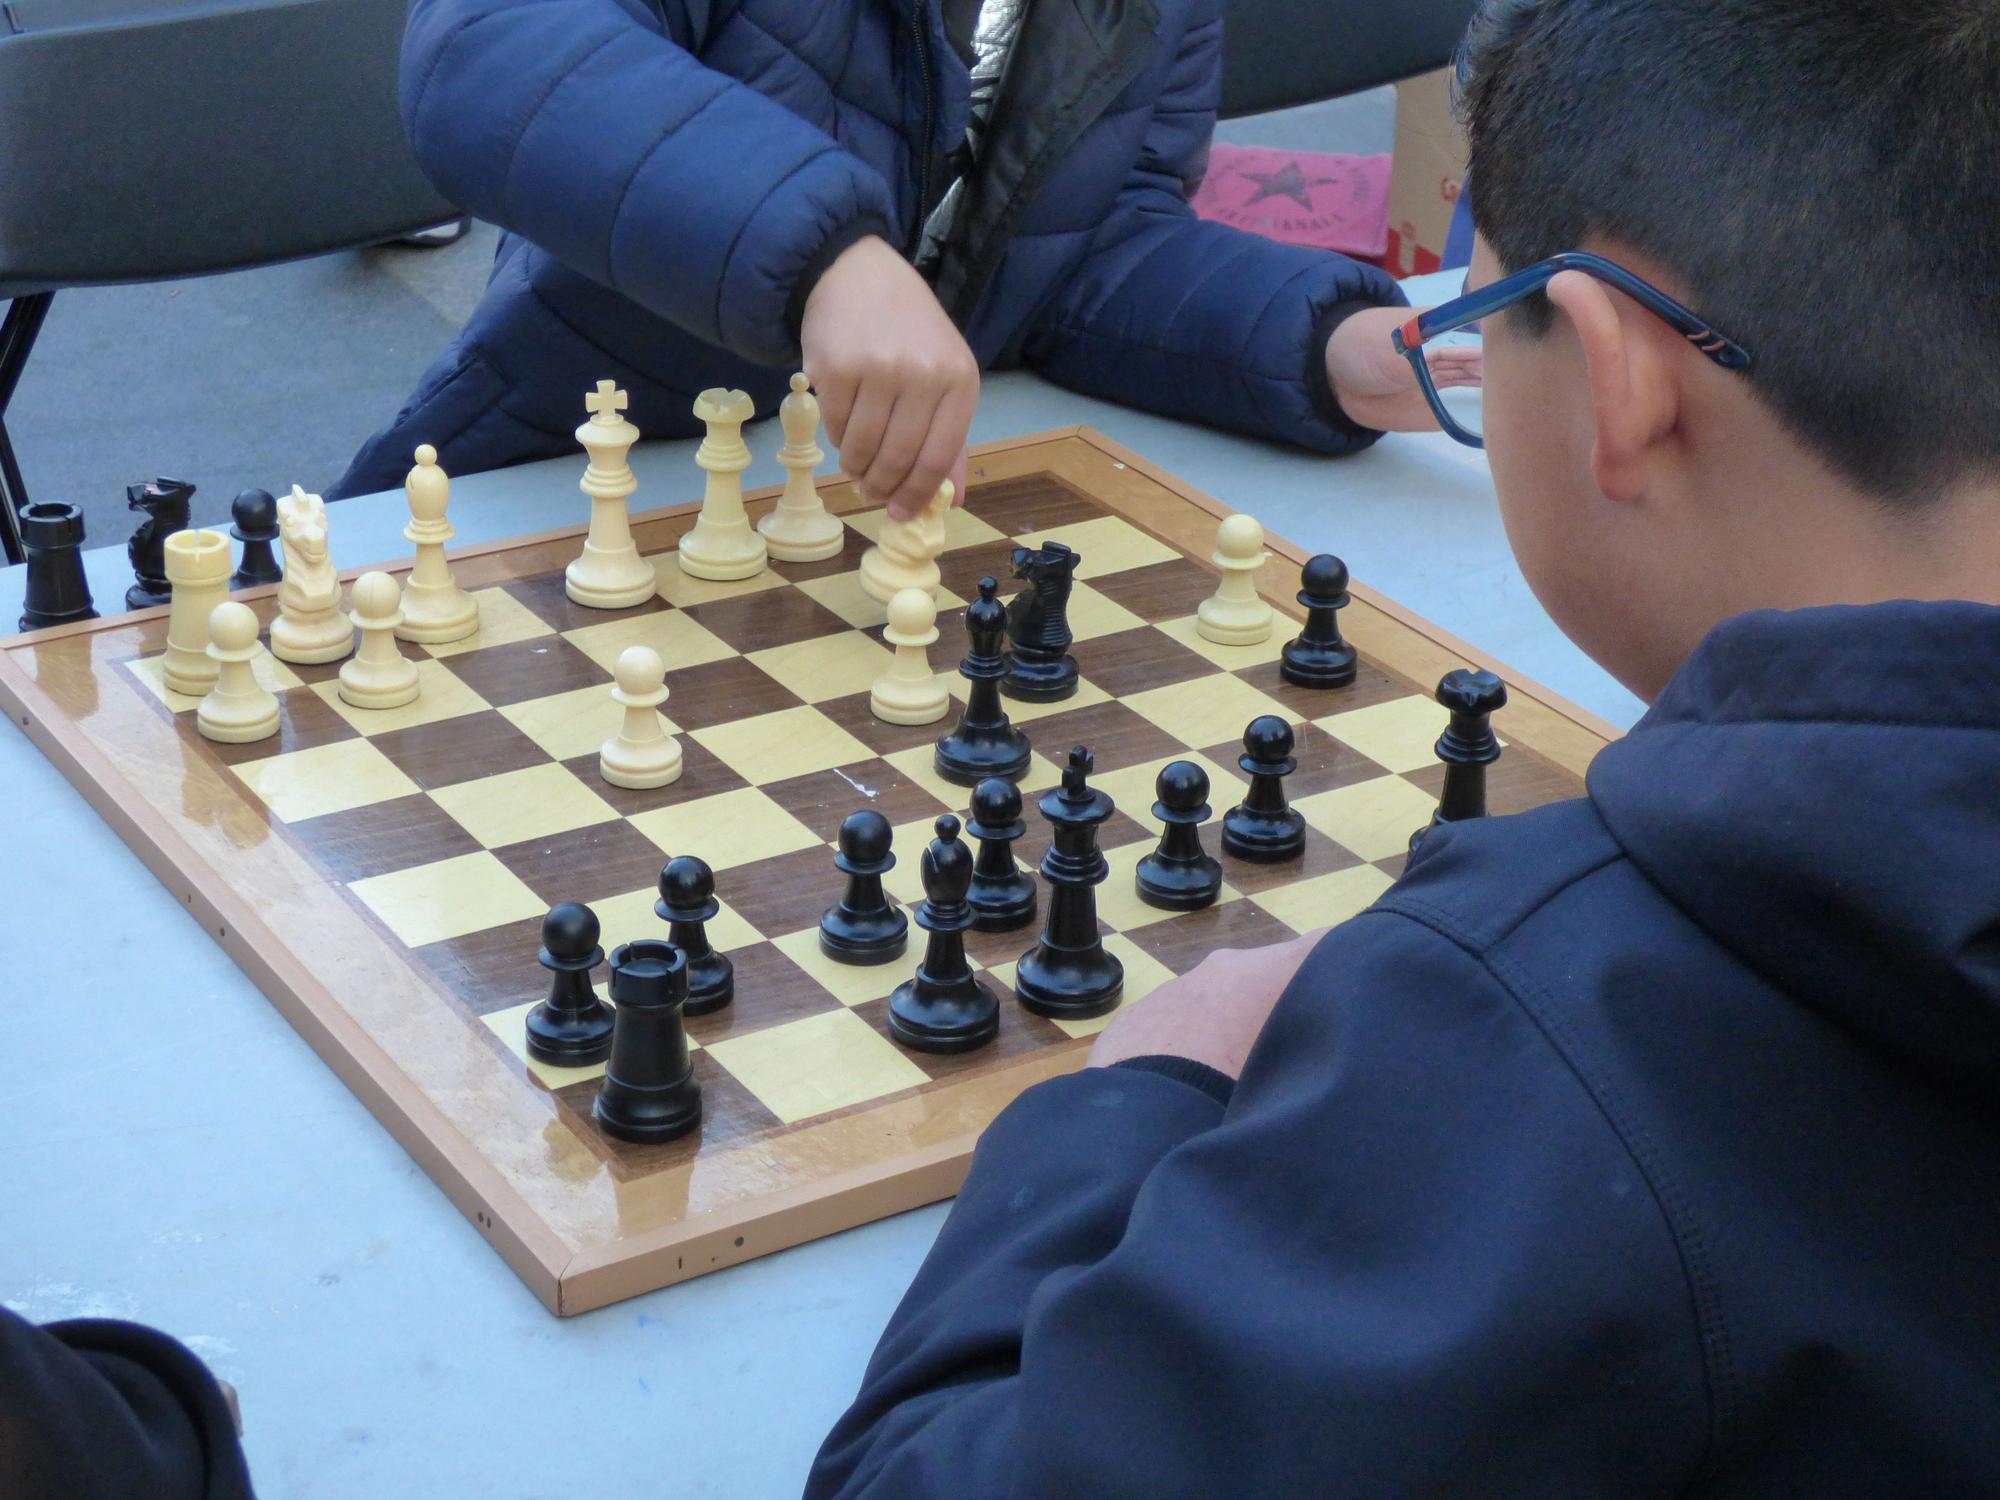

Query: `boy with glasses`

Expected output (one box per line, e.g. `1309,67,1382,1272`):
808,1,2000,1493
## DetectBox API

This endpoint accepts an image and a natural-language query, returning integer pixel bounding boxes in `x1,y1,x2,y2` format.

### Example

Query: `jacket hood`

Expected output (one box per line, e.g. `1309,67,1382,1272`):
1586,601,2000,1097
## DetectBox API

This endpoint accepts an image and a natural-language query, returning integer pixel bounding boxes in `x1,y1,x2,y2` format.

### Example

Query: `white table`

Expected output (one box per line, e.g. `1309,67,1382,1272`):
0,274,1641,1498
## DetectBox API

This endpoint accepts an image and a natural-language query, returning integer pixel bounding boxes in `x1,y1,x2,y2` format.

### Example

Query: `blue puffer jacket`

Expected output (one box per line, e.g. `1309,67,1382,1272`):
332,0,1404,498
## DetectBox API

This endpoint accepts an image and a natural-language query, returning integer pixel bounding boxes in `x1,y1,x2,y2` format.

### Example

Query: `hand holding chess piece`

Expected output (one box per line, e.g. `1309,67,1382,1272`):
858,479,952,603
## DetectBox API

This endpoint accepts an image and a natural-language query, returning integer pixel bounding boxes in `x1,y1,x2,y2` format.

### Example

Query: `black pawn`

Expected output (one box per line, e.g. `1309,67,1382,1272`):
18,503,97,632
123,476,193,609
935,577,1033,786
889,814,1001,1053
1015,746,1124,1020
593,940,702,1144
1221,715,1307,862
1410,668,1509,852
965,777,1037,931
1280,554,1359,689
1136,760,1223,910
819,810,910,963
655,856,734,1014
229,488,283,589
524,902,614,1064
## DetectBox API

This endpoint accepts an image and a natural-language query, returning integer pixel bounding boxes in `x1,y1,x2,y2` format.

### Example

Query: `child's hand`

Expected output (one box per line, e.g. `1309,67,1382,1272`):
1085,928,1328,1078
801,235,980,520
1324,303,1483,433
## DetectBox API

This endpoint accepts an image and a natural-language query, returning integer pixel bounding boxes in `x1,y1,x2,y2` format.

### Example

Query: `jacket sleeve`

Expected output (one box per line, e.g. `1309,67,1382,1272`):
399,0,897,366
805,914,1712,1499
0,1312,253,1499
1019,2,1406,454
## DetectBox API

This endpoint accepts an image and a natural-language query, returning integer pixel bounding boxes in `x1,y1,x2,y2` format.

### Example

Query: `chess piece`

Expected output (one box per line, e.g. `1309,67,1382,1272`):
228,488,283,590
888,815,1001,1053
1015,746,1124,1020
395,446,478,643
269,486,353,664
1280,553,1359,689
195,601,280,744
965,777,1037,931
1001,542,1080,701
677,386,767,581
858,479,951,603
565,380,658,608
655,856,734,1014
17,502,96,632
161,528,231,696
819,810,909,963
337,571,421,709
593,939,702,1144
1196,514,1275,645
934,578,1033,786
123,477,193,609
870,587,949,725
1221,715,1306,861
525,902,614,1065
599,645,682,789
1411,668,1509,853
1136,760,1224,910
757,373,844,563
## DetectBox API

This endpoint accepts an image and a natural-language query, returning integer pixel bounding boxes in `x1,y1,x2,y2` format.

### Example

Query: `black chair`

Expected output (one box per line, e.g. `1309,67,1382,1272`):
1219,0,1478,118
0,0,456,564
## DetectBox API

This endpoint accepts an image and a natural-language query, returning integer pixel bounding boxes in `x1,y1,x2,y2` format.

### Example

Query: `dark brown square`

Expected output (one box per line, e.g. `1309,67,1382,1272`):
1201,721,1397,800
817,689,956,758
1088,558,1218,623
685,587,848,652
936,541,1030,603
1071,627,1216,699
292,792,483,884
491,817,677,907
721,843,907,944
1124,900,1302,974
683,940,845,1048
1023,699,1187,774
1400,747,1583,819
961,472,1103,536
1231,657,1417,720
848,990,1071,1082
202,687,359,765
503,573,669,633
1216,823,1361,896
414,911,547,1015
962,912,1042,970
560,736,745,817
657,656,802,731
371,710,548,790
437,635,612,707
762,759,953,842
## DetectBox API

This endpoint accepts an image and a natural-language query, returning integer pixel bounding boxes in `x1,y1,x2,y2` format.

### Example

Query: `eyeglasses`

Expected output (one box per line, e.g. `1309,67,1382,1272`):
1391,250,1754,449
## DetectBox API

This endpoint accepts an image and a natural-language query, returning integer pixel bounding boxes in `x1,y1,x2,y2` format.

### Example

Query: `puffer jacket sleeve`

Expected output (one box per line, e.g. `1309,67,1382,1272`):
1020,1,1406,454
399,0,897,367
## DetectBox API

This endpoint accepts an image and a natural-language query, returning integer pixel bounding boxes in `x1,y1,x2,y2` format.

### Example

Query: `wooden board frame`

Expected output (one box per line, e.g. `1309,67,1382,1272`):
0,427,1618,1314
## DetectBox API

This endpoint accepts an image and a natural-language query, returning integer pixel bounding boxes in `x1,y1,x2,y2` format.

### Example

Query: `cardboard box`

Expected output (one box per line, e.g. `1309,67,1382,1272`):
1384,67,1469,277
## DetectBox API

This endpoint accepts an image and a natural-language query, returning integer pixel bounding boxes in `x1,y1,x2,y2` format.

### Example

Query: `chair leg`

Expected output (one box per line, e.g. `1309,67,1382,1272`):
0,292,56,568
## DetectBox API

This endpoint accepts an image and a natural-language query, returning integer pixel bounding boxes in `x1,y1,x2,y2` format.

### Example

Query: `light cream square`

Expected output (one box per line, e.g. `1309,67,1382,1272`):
428,762,621,848
689,704,873,785
1153,612,1289,669
130,649,302,713
1011,515,1178,579
230,737,419,823
421,588,555,659
311,658,492,735
1295,775,1441,863
747,631,898,704
349,850,546,948
1249,863,1397,934
651,554,788,608
1123,673,1296,750
626,786,822,871
706,1008,930,1124
1316,694,1454,775
561,608,735,675
500,683,677,761
771,926,909,1008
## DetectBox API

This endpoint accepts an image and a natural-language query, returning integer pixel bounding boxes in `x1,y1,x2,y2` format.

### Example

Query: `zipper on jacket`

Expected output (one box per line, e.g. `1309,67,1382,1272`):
908,4,939,257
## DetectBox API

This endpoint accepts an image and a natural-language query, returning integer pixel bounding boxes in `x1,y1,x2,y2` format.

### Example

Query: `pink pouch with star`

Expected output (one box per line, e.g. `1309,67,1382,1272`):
1191,144,1392,259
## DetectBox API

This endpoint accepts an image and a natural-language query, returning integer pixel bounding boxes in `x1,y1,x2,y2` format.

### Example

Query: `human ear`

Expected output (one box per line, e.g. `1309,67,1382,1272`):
1546,270,1680,504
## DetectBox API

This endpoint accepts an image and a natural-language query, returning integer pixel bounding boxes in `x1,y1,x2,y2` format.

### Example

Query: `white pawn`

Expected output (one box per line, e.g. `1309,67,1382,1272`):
757,373,845,563
196,601,280,744
599,645,682,789
338,571,421,709
396,444,478,643
870,587,949,726
1196,513,1275,645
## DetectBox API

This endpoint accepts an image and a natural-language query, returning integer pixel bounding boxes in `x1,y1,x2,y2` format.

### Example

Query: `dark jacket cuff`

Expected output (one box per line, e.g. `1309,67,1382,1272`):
1306,296,1392,445
784,214,899,348
1110,1054,1237,1109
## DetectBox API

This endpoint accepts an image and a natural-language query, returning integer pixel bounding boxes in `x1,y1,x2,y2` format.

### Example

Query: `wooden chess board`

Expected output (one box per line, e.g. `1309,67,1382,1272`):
0,428,1618,1315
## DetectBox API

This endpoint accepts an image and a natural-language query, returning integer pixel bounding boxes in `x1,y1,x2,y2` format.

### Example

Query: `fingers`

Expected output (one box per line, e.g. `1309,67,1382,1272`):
1427,346,1485,390
866,386,943,517
883,375,977,517
947,446,968,509
838,381,896,488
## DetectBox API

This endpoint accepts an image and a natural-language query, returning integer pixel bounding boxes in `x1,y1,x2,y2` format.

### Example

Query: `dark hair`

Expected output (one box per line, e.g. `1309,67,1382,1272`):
1459,0,2000,505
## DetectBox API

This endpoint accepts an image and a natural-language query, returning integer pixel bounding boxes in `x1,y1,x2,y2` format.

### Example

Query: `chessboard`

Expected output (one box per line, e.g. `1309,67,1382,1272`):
0,426,1618,1315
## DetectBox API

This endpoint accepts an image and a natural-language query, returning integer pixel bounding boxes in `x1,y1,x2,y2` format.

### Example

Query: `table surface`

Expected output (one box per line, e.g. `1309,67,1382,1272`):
0,273,1642,1499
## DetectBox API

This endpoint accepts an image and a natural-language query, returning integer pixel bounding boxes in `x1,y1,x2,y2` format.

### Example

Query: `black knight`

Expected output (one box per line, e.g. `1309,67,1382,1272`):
124,476,195,609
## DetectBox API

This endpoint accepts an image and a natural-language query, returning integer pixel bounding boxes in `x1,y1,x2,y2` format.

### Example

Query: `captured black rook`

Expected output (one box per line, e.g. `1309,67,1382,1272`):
18,502,97,632
1014,746,1123,1020
593,940,702,1144
965,777,1037,931
1221,715,1307,862
888,814,1001,1052
820,809,910,963
524,901,614,1064
655,855,734,1013
1135,760,1223,910
230,487,284,589
1410,668,1509,852
935,577,1033,786
1280,553,1358,689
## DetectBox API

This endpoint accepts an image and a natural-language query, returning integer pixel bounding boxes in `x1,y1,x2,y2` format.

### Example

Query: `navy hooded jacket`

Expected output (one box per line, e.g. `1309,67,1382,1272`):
331,0,1402,498
807,600,2000,1497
